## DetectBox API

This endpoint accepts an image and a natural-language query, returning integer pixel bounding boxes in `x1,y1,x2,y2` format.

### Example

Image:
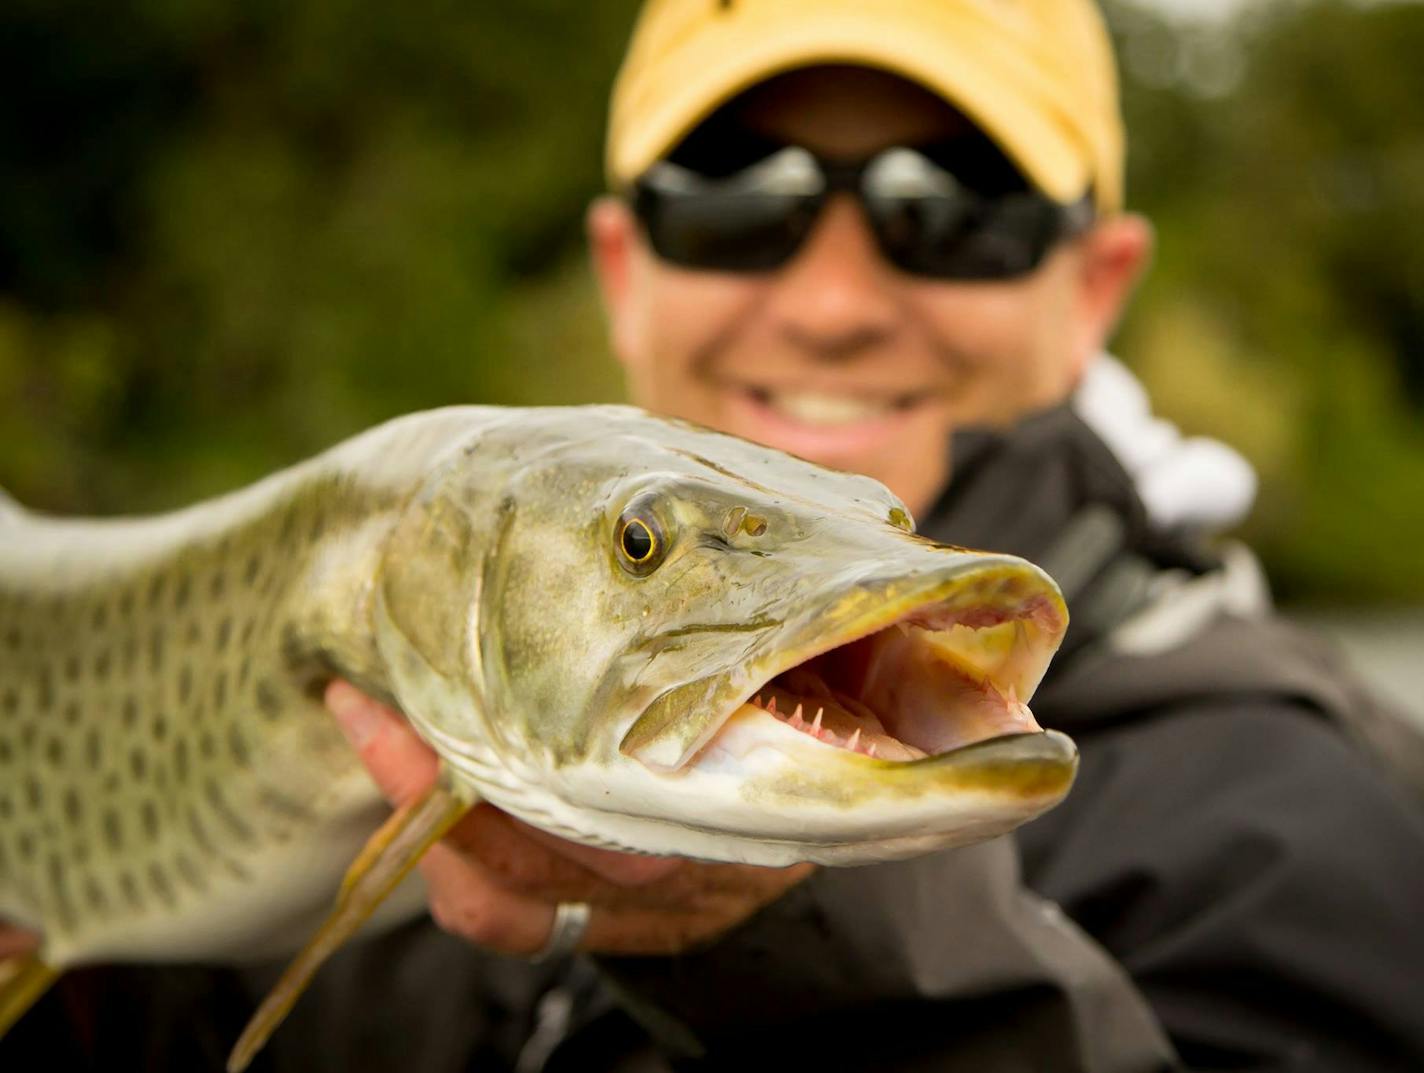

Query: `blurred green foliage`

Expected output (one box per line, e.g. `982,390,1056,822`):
0,0,1420,603
1109,0,1424,602
0,0,637,511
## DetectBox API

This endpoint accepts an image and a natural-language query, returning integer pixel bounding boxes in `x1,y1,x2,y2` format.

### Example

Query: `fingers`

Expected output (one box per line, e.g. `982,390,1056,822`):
322,679,814,958
420,843,557,956
0,924,41,959
326,679,438,807
326,679,680,887
578,902,715,956
421,848,813,958
576,861,817,956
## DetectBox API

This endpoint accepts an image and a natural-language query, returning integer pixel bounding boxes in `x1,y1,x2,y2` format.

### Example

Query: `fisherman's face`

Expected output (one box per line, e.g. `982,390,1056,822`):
591,67,1149,518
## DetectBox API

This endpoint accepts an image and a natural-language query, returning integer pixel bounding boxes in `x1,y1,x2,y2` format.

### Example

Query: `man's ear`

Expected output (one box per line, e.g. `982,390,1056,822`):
587,196,643,367
1069,213,1154,378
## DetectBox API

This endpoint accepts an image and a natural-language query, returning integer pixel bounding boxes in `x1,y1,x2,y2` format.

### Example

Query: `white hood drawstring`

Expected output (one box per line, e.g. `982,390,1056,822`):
1073,354,1270,654
1073,353,1257,536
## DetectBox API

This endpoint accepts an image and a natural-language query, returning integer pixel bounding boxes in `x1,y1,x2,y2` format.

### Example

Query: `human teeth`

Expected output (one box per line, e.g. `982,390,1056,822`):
764,391,891,426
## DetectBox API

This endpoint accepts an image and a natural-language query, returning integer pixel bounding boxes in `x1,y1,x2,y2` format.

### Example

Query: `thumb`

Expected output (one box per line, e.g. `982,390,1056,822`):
326,679,439,807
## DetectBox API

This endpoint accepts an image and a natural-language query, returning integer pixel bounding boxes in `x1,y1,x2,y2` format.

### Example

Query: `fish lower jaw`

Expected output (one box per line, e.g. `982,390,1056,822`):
544,739,1075,868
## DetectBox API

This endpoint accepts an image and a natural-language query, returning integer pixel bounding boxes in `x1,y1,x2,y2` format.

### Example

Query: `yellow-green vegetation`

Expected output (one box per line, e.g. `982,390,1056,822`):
1111,1,1424,603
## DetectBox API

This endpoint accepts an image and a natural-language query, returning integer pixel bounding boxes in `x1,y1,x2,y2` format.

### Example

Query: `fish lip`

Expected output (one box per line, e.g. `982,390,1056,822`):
880,727,1078,784
619,555,1069,772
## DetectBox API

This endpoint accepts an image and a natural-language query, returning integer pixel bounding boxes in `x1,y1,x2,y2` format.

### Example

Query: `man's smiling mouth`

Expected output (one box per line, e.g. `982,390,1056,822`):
736,384,935,428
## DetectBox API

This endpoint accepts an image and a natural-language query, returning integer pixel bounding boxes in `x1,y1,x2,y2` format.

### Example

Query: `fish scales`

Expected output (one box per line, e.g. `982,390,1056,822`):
1,404,1077,1067
0,408,510,966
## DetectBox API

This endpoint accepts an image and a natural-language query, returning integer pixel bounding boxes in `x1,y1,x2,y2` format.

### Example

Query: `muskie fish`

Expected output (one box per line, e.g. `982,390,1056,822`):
0,405,1075,1067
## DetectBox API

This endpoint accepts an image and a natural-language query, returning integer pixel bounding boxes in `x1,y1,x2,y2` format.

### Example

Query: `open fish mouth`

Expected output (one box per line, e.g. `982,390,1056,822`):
621,557,1075,792
703,593,1066,766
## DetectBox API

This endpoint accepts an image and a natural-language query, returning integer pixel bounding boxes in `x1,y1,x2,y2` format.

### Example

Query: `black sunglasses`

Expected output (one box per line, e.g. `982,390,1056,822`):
631,145,1095,281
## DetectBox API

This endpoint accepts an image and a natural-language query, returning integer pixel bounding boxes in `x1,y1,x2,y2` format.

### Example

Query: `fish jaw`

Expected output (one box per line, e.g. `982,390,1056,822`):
368,408,1077,867
535,556,1076,866
543,729,1075,867
619,552,1067,769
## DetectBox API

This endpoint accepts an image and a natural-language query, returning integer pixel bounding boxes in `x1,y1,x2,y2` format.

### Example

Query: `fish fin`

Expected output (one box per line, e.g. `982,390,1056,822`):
226,782,471,1072
0,954,61,1038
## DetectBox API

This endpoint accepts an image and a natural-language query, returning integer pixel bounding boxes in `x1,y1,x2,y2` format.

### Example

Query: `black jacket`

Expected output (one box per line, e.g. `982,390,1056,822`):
7,407,1424,1072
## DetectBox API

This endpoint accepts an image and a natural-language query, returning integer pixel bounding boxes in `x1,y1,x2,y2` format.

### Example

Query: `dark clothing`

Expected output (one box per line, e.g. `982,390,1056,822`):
597,407,1424,1072
7,406,1424,1072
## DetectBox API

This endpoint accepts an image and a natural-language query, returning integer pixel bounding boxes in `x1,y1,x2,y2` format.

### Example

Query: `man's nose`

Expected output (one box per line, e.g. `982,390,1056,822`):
764,194,900,360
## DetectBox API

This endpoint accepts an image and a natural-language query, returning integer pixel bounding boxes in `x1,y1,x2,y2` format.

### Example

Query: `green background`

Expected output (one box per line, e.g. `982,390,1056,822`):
2,0,1421,605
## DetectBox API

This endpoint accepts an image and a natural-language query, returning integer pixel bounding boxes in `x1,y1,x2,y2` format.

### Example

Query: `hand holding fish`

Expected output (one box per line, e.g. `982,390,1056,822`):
326,680,815,957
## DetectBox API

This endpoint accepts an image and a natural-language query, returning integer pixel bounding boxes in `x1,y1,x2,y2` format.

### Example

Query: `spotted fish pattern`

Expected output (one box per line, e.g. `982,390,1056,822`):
1,403,1076,984
0,408,502,967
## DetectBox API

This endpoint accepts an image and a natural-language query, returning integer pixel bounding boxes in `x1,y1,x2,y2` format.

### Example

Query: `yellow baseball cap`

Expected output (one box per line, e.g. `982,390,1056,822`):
607,0,1125,213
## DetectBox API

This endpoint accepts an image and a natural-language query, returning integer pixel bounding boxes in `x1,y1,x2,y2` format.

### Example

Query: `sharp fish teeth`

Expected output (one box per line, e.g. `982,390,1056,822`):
756,693,887,757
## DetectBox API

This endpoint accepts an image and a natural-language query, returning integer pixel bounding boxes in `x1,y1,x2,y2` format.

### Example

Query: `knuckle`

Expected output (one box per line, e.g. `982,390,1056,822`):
430,893,495,945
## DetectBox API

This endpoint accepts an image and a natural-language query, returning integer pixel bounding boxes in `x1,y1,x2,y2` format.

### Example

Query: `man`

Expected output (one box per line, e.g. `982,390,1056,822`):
6,1,1424,1070
314,1,1424,1068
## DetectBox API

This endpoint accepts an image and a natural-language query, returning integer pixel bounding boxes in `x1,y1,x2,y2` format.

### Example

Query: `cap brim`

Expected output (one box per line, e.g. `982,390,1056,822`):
609,6,1100,207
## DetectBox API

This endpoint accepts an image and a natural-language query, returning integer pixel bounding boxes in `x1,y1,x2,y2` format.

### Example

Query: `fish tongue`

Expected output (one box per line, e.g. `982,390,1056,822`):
856,733,926,762
833,705,927,761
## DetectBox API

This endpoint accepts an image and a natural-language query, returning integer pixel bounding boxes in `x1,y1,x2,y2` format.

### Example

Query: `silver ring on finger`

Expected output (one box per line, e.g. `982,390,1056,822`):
530,901,591,963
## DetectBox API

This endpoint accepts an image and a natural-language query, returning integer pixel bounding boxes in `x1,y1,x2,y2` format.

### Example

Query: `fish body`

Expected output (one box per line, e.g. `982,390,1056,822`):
0,409,488,967
0,405,1076,976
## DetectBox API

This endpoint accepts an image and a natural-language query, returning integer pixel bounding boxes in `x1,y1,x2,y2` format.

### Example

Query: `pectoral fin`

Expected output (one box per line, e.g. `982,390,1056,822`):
0,954,60,1039
227,782,471,1072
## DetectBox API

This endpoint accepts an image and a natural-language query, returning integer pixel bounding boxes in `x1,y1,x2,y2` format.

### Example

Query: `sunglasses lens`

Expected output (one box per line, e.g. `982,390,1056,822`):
639,191,817,271
635,149,823,272
861,149,1063,279
868,194,1062,279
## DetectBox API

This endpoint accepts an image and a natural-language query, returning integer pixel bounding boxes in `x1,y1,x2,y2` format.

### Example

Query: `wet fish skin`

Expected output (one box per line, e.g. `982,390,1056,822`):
0,408,492,968
0,404,1075,977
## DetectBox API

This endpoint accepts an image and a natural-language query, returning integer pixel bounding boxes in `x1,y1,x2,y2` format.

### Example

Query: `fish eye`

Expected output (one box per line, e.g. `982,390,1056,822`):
615,505,667,576
622,518,656,561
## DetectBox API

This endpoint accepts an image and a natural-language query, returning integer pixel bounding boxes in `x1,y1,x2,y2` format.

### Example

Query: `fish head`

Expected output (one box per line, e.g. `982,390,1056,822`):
380,408,1075,866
